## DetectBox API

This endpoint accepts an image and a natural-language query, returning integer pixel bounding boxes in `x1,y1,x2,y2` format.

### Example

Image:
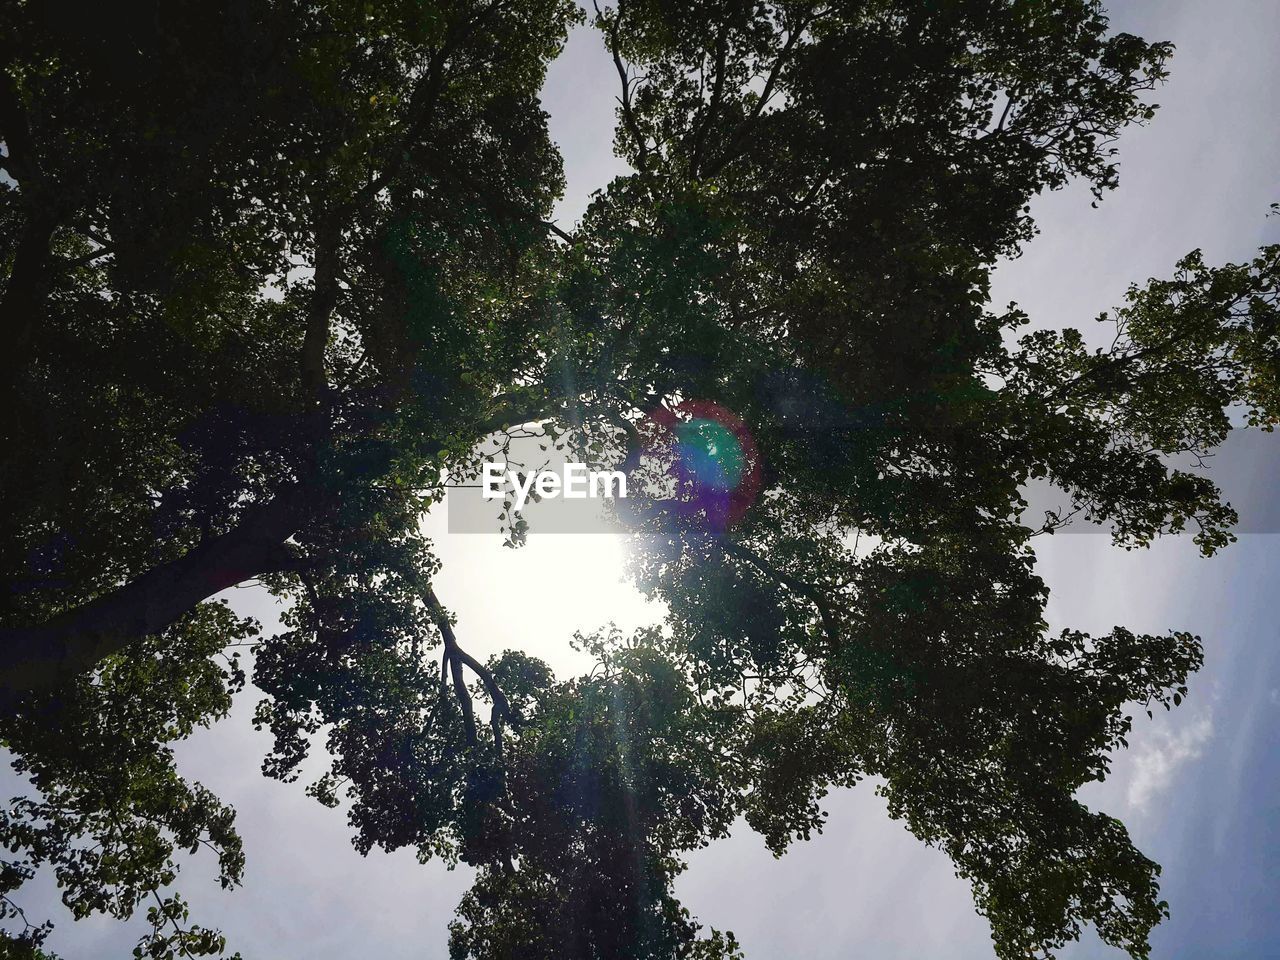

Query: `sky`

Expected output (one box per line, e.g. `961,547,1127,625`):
6,0,1280,957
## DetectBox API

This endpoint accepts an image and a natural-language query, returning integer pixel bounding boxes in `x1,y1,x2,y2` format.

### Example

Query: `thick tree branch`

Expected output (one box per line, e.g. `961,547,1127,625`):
0,76,59,380
0,384,555,712
300,210,342,409
701,7,821,179
723,540,843,647
595,0,651,172
57,245,113,270
540,219,575,244
425,586,478,745
423,585,523,752
0,208,58,374
0,486,313,712
690,23,730,178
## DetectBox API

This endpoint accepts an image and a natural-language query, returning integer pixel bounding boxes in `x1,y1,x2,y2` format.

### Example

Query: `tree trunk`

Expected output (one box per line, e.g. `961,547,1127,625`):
0,70,59,380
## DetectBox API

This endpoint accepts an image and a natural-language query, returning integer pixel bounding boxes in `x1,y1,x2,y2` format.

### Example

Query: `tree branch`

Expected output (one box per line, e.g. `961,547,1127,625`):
425,585,478,745
0,391,549,712
351,0,514,210
690,23,730,178
300,210,342,410
723,540,843,647
0,68,61,381
0,486,314,712
595,0,651,172
540,219,575,244
423,585,523,752
701,7,820,179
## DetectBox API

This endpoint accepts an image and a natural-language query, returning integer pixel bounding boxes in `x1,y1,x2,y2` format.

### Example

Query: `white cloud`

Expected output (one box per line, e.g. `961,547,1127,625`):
1127,712,1215,812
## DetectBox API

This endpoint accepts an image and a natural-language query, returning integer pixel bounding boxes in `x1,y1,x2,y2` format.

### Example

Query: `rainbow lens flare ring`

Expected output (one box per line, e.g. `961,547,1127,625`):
637,400,763,530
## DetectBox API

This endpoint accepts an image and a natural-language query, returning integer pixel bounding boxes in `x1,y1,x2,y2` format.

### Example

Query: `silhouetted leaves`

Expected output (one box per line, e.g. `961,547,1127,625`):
3,1,1278,958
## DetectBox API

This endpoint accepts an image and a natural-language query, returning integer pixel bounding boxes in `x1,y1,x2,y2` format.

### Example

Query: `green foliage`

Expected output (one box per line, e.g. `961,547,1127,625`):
448,630,743,959
0,604,251,956
3,1,1278,958
0,928,60,960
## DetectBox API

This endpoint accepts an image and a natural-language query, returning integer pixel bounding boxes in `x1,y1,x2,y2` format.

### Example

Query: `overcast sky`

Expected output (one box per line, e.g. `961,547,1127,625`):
8,0,1280,957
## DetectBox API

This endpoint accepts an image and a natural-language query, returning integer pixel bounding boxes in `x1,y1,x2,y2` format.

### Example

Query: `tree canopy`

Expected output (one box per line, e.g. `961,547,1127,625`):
2,1,1278,958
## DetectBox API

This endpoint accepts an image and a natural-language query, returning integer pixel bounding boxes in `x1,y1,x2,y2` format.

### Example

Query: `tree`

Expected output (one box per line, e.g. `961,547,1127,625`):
2,1,1278,958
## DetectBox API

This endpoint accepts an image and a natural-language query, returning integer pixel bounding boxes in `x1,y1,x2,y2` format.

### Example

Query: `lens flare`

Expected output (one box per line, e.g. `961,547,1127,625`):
674,418,745,492
637,400,762,530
